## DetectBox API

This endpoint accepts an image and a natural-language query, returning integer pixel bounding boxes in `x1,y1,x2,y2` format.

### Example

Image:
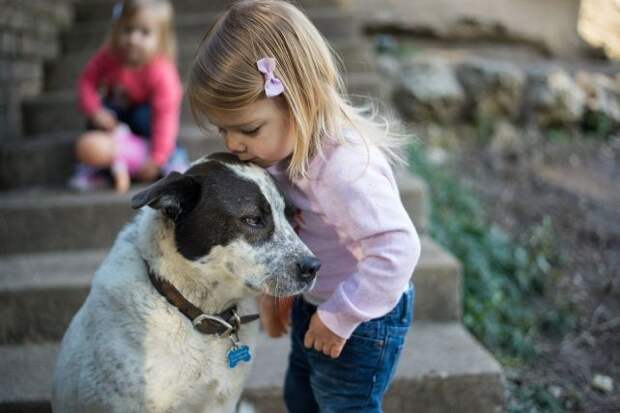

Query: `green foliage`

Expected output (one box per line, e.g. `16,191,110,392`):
507,381,567,413
407,143,573,360
474,114,496,143
544,127,572,143
582,110,614,140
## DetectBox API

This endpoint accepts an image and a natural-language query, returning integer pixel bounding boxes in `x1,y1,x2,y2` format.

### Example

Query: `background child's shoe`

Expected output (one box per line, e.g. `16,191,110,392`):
162,147,190,175
67,165,109,192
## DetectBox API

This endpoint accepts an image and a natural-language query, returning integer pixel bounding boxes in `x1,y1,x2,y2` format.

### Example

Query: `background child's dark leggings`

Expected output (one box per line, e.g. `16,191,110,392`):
88,100,151,138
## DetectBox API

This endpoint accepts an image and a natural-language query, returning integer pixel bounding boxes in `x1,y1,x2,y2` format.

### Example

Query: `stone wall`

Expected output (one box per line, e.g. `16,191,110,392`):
352,0,586,58
0,0,73,140
390,54,620,135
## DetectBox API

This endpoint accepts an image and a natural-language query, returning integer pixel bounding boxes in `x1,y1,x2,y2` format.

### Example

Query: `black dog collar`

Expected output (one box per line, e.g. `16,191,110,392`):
146,263,259,337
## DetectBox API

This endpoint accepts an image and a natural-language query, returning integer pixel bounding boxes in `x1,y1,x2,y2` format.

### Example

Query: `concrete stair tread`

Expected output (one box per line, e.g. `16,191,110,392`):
22,72,385,135
0,185,143,208
45,38,376,91
0,237,450,291
0,322,503,411
63,8,359,54
0,237,459,344
0,157,426,255
28,71,382,105
72,0,350,22
69,8,354,33
0,161,424,205
6,124,211,142
0,250,105,292
0,125,225,190
247,321,502,388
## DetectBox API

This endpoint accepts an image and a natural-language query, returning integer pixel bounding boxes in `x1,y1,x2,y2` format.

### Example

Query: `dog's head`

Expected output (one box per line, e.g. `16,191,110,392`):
131,153,319,297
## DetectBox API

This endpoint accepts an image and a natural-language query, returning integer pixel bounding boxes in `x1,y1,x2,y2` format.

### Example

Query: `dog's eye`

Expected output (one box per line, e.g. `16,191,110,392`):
242,216,264,228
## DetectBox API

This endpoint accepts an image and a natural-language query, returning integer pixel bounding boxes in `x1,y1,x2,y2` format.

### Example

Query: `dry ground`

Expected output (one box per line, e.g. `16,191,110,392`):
452,130,620,412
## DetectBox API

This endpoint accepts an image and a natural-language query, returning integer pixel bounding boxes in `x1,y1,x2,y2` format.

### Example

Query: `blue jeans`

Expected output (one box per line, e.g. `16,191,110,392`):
284,285,414,413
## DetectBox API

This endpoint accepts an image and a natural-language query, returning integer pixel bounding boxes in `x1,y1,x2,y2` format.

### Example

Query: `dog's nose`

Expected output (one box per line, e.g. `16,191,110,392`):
297,256,321,278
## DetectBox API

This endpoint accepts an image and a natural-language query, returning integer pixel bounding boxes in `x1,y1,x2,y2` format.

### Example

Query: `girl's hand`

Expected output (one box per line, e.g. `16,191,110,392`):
91,109,117,131
304,313,346,358
135,159,160,182
259,295,293,337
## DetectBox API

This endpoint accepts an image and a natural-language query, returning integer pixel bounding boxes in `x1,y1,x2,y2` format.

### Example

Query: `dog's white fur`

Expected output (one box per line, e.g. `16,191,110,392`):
52,159,315,413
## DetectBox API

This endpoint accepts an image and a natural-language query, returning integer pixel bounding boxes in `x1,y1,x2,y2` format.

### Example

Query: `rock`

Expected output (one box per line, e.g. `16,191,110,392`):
351,0,582,57
488,120,524,163
548,384,563,399
578,0,620,59
375,34,399,55
376,55,401,83
592,373,614,393
576,71,620,128
524,67,586,126
426,147,449,166
456,58,526,121
394,56,465,124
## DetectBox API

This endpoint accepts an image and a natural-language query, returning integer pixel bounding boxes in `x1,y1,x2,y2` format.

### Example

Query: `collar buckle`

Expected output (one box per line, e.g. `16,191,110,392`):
192,314,234,337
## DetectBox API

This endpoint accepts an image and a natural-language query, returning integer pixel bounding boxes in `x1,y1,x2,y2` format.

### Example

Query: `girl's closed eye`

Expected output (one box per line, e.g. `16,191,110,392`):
241,126,261,136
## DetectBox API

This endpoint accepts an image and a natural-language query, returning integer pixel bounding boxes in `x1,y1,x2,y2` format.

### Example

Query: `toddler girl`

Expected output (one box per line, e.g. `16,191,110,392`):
70,0,186,193
188,1,421,411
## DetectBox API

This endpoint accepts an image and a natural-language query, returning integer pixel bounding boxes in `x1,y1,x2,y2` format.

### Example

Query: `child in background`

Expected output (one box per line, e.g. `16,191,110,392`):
69,0,186,193
188,1,421,411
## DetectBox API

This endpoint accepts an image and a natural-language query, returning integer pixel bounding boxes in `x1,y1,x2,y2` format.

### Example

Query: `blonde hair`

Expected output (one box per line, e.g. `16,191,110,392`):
189,0,405,179
107,0,177,61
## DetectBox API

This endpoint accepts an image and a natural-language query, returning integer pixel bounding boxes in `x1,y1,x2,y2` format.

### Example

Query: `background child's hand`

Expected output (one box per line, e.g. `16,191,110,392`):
259,295,293,337
135,159,160,182
91,108,117,131
304,313,346,358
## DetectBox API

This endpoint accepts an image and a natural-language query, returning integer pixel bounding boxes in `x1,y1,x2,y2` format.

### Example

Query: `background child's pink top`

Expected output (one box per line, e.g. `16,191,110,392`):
77,47,182,166
268,138,421,339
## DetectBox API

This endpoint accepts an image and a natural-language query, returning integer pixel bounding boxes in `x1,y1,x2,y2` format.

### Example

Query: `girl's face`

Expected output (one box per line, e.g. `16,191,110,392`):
117,9,160,66
207,97,296,168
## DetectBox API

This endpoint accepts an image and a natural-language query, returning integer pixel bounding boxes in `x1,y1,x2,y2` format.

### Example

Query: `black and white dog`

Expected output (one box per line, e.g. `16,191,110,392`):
52,153,319,413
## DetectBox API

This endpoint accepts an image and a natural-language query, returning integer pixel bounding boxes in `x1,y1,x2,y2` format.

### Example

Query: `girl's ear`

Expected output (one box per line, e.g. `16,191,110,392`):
131,172,201,221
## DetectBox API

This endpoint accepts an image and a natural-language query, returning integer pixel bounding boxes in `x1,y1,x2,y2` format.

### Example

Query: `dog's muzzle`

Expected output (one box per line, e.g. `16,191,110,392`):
296,256,321,280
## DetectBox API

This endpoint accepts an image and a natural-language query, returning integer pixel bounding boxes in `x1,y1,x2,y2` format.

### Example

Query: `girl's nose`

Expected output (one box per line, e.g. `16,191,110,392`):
224,134,246,154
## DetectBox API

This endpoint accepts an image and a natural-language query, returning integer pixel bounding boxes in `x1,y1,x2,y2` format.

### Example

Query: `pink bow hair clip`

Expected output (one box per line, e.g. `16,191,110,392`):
256,57,285,97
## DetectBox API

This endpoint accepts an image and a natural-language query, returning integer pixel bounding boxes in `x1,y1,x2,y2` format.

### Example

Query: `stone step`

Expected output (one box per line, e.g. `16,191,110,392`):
0,237,458,344
45,39,375,91
0,169,427,255
0,322,504,412
0,132,76,191
22,72,385,135
0,126,224,191
73,0,351,23
62,9,359,54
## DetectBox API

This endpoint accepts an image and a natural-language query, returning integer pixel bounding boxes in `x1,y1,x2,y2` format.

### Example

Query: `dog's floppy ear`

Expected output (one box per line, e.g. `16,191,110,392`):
130,172,201,221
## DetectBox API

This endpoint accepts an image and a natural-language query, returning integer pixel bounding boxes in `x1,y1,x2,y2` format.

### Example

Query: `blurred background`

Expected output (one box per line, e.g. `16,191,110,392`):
0,1,618,412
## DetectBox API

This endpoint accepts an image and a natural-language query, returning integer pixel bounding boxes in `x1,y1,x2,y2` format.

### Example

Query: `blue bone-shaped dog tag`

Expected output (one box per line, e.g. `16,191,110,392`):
228,344,252,368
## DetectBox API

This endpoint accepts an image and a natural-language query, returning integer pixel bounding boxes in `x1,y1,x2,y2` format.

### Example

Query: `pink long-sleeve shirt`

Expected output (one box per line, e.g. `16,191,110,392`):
77,47,182,166
268,138,421,339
